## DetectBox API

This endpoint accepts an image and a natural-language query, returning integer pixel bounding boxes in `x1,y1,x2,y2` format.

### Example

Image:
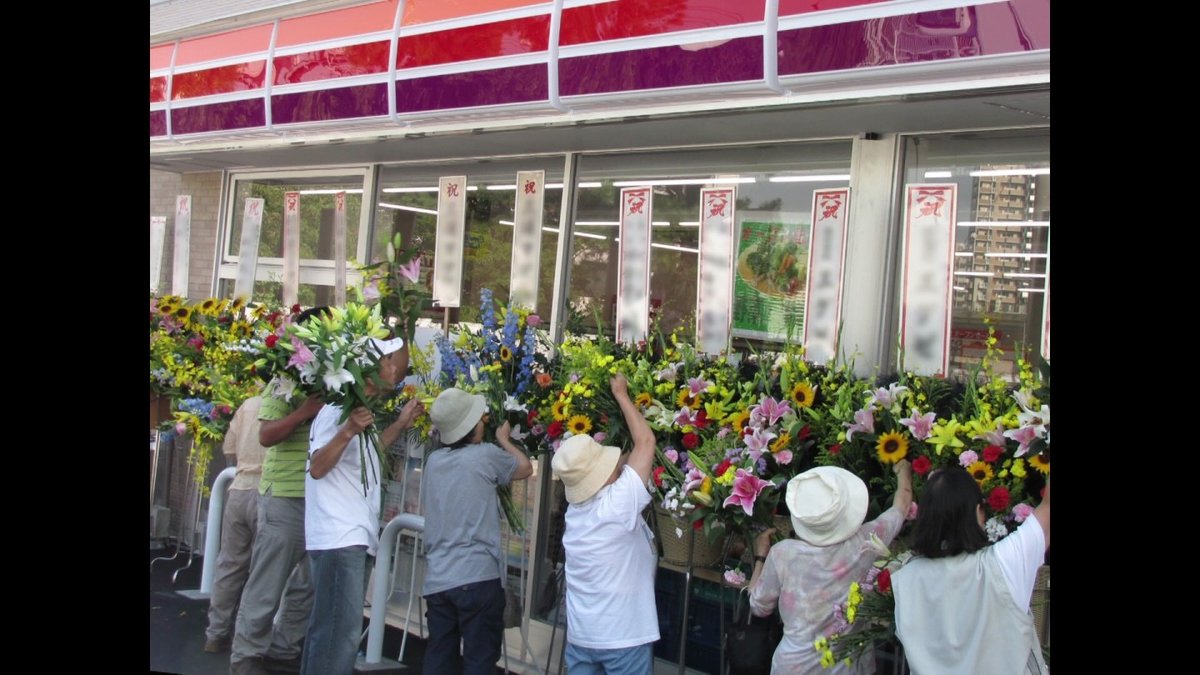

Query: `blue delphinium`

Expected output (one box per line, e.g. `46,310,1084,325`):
481,288,498,357
515,322,537,396
435,335,465,386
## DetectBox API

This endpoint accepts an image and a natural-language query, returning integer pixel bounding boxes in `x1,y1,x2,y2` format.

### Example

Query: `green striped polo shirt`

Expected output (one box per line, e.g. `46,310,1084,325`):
257,393,312,498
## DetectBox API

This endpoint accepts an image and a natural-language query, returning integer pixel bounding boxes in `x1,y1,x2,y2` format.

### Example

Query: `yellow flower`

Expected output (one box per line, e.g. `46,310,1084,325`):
927,419,965,455
790,382,816,408
635,392,653,408
198,298,219,315
700,476,712,495
728,410,750,434
703,401,728,425
1028,453,1050,475
552,399,570,421
1011,459,1027,478
967,461,994,486
676,389,701,409
876,432,909,464
172,306,193,323
499,345,513,362
820,651,835,669
771,433,791,453
813,637,828,652
846,605,857,623
567,415,592,435
717,469,737,486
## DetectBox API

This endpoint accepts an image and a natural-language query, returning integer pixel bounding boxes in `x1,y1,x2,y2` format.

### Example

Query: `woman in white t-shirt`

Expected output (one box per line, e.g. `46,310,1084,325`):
892,467,1050,674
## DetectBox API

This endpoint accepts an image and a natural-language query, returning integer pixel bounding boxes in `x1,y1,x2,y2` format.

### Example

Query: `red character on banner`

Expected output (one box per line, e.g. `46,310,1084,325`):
446,183,460,197
818,194,842,220
524,181,537,195
915,189,947,218
336,193,345,209
177,198,190,216
285,193,298,212
707,195,728,218
627,194,646,215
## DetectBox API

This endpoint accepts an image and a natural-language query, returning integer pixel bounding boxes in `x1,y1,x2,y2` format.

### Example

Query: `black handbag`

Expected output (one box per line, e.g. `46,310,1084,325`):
724,588,783,675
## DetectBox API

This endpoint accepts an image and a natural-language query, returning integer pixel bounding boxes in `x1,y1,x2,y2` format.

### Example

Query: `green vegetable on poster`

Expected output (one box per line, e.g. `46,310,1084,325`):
732,220,809,342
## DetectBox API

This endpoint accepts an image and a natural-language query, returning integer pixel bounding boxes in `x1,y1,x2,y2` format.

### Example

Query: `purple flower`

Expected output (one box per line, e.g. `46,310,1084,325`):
752,396,792,427
958,450,979,468
526,314,542,327
744,428,776,457
844,408,875,441
899,408,937,441
687,377,713,396
665,448,679,463
362,281,381,302
593,432,607,443
723,569,747,586
1012,503,1034,523
675,406,698,428
287,337,315,369
722,469,774,516
397,257,421,283
975,420,1008,447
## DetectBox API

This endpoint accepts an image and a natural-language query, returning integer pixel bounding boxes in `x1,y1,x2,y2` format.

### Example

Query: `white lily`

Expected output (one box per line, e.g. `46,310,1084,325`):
321,361,356,391
503,394,528,413
865,532,892,558
509,424,528,441
273,376,298,402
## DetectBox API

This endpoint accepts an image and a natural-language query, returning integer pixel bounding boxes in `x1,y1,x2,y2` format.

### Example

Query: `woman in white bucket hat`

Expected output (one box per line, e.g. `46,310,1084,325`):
744,460,913,674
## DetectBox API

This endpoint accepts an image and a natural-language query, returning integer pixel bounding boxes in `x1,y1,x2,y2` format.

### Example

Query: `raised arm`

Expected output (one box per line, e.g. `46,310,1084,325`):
612,373,655,484
308,406,372,479
892,459,913,515
496,421,534,481
260,394,324,447
379,399,424,450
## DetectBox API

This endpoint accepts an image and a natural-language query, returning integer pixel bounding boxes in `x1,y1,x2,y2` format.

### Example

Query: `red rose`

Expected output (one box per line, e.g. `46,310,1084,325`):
987,486,1010,512
798,425,811,441
876,568,892,594
547,421,564,439
912,456,932,476
829,443,842,456
682,432,700,449
982,445,1003,463
291,304,302,314
527,409,539,426
694,410,709,429
653,466,666,487
715,459,732,477
265,334,279,348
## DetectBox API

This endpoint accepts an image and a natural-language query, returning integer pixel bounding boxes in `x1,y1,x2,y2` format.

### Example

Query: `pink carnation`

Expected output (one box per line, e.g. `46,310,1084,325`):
958,450,979,468
1012,503,1035,523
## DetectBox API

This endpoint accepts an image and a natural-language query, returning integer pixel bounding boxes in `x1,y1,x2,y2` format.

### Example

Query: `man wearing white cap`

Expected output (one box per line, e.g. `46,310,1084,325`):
422,387,534,675
745,460,912,674
552,373,659,674
300,337,423,675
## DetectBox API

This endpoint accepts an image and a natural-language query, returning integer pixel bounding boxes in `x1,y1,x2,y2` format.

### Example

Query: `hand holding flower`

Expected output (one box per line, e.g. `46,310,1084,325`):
344,407,374,436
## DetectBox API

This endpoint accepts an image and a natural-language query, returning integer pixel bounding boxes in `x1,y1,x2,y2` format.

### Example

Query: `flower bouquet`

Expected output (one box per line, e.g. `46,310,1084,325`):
816,534,912,668
356,231,431,345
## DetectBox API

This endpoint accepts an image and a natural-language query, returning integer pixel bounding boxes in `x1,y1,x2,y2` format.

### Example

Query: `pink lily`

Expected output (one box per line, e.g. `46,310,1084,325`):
868,383,908,410
674,406,698,428
752,396,792,427
687,377,713,396
683,468,705,492
743,428,777,457
844,408,875,441
397,257,421,283
899,409,937,440
1004,426,1040,457
288,337,315,369
722,469,774,516
975,420,1008,447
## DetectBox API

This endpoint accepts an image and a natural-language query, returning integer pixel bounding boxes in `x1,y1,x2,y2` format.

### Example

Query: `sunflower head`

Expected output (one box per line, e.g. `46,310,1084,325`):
199,298,219,315
770,432,791,453
500,345,513,362
729,410,750,434
876,431,909,464
635,392,653,409
551,399,570,421
173,306,193,323
790,382,816,408
967,460,994,486
1027,453,1050,475
676,389,700,409
567,415,592,435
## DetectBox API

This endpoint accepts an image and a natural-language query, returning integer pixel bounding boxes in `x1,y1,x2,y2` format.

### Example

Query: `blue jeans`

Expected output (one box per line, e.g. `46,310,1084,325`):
564,642,653,675
422,578,506,675
300,546,371,675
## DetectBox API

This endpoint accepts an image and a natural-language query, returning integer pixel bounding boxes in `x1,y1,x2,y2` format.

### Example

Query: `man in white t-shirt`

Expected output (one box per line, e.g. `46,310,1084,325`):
301,337,423,675
552,374,660,674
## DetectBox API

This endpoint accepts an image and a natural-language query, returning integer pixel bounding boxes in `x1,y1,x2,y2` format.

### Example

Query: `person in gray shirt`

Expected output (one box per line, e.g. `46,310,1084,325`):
422,388,533,675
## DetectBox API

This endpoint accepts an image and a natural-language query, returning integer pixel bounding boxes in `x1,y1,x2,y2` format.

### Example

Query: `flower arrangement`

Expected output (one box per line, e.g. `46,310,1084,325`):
356,231,431,345
816,534,912,668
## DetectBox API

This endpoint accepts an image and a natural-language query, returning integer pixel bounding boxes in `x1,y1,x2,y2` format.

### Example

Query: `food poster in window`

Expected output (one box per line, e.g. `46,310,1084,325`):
732,214,809,342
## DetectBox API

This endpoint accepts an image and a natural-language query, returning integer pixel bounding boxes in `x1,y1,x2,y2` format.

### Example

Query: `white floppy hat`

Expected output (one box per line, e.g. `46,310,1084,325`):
430,388,488,445
785,466,868,546
551,434,622,504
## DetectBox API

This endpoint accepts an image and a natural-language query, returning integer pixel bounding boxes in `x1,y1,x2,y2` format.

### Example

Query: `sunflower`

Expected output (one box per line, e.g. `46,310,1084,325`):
230,296,247,312
551,399,570,421
967,460,994,486
790,382,816,408
770,432,791,453
676,389,701,409
172,306,193,323
876,431,909,464
1027,453,1050,475
499,345,513,362
567,415,592,435
198,298,219,316
728,410,750,434
635,392,653,409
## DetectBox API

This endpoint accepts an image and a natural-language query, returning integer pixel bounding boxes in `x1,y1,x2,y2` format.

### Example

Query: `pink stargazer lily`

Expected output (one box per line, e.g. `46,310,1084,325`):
844,408,875,441
752,397,792,427
683,468,705,493
1004,426,1041,457
675,407,698,428
899,409,937,440
288,337,315,369
975,420,1008,447
687,377,713,396
743,428,777,461
723,469,774,516
869,383,908,410
397,257,421,283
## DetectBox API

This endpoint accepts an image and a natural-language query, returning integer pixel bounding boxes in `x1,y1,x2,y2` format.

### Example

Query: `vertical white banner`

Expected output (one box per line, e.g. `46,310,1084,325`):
899,184,957,376
510,170,546,310
172,196,192,297
234,198,265,300
696,188,736,355
1041,229,1050,361
150,216,167,293
616,187,652,344
334,191,347,307
802,188,851,363
433,176,468,308
282,191,301,307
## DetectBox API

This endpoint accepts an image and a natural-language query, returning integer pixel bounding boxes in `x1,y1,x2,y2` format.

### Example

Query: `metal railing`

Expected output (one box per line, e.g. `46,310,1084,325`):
198,466,236,594
365,513,426,664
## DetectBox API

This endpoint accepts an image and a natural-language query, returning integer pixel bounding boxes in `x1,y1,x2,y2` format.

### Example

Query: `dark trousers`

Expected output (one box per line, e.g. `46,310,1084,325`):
423,578,506,675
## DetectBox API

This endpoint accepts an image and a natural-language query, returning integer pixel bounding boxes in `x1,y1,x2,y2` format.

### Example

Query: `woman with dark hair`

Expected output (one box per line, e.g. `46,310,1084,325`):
893,467,1050,674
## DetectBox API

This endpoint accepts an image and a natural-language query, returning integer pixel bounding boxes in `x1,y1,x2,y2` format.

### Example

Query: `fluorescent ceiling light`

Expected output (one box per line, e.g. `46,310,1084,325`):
954,252,974,257
960,221,1050,228
768,175,851,183
379,202,438,215
611,177,756,187
923,171,953,179
954,271,994,277
486,184,516,190
1019,288,1046,293
574,231,608,240
576,221,620,227
970,168,1050,177
679,221,700,227
297,189,363,195
953,286,967,291
651,243,699,254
